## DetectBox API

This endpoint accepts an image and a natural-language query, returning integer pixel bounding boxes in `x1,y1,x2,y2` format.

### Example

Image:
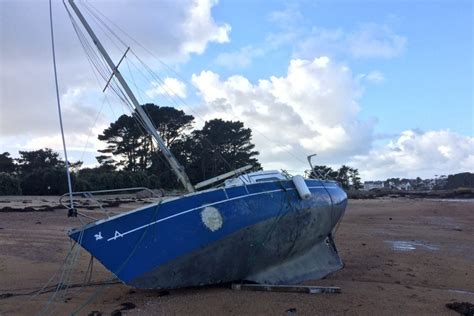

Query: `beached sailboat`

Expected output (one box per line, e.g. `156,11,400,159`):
65,0,347,289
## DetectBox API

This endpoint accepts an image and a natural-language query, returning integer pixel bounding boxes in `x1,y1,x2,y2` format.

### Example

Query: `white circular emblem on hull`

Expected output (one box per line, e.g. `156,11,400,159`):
201,206,223,232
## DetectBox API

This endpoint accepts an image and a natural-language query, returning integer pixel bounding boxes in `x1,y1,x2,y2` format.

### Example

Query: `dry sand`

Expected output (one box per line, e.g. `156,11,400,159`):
0,197,473,315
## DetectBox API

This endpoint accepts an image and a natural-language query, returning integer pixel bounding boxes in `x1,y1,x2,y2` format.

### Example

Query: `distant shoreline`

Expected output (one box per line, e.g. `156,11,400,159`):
348,188,474,200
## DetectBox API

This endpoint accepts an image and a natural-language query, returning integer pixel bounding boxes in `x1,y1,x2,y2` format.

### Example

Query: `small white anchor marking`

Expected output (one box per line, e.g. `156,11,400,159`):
94,232,103,241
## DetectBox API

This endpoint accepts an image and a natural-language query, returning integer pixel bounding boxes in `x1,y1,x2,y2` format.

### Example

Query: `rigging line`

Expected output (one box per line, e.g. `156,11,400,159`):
80,0,305,170
64,2,134,166
77,29,110,82
79,2,309,167
105,78,152,143
103,72,158,141
126,55,236,171
126,53,248,170
37,228,86,316
74,23,109,80
130,50,309,167
132,67,309,168
70,8,112,80
80,6,153,135
121,63,166,161
99,76,177,175
109,79,151,136
123,57,171,161
64,2,110,81
129,52,308,167
108,78,134,110
126,55,228,151
80,2,286,178
79,3,145,114
49,0,74,214
82,1,193,89
80,0,126,52
27,242,76,302
67,5,117,87
102,72,146,129
64,2,150,176
64,2,145,185
106,69,175,156
78,93,107,164
103,91,118,120
68,11,109,80
124,55,211,135
82,0,128,48
124,62,195,143
128,53,190,110
124,56,145,104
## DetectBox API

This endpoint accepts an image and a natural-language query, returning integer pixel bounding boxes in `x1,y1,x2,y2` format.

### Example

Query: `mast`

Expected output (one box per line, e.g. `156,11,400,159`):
68,0,194,192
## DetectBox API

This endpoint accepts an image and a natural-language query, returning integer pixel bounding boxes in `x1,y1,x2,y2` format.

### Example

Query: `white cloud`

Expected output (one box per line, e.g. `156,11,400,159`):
296,23,406,60
352,130,474,180
215,46,265,69
267,6,305,28
146,77,187,99
347,23,406,59
357,70,385,84
220,16,406,70
192,56,375,172
213,5,306,70
181,0,231,55
365,70,385,83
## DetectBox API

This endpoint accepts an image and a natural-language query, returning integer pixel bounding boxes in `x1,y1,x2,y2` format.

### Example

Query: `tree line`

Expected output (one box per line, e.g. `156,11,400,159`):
0,104,261,195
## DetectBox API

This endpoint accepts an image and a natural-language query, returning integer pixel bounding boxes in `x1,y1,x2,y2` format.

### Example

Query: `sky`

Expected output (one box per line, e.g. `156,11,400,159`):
0,0,472,181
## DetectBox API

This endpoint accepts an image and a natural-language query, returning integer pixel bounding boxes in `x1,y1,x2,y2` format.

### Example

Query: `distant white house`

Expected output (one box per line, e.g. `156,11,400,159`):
387,180,413,191
363,181,384,191
398,181,412,191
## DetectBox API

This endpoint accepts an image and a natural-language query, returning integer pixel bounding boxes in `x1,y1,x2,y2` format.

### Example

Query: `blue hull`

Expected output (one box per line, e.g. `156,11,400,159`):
69,179,347,289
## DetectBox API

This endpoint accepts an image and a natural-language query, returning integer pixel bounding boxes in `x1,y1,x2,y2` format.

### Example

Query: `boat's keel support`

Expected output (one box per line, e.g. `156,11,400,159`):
245,235,343,285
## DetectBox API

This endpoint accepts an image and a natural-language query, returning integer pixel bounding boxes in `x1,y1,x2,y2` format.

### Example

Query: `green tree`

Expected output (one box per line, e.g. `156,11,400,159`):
98,114,142,171
15,148,81,195
97,104,194,171
0,152,16,173
348,167,362,190
446,172,474,189
16,148,64,174
20,168,71,195
141,104,194,147
170,119,261,185
0,173,21,195
96,155,115,171
335,165,351,189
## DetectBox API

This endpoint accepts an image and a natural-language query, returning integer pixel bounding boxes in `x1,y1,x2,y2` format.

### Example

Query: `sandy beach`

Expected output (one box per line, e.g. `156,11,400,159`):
0,197,473,315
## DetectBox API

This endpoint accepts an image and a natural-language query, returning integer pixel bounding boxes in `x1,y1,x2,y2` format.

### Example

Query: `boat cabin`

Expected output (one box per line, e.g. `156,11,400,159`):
224,170,288,187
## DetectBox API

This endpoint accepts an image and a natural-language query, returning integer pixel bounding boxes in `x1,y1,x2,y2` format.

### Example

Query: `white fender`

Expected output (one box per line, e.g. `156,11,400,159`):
292,175,311,200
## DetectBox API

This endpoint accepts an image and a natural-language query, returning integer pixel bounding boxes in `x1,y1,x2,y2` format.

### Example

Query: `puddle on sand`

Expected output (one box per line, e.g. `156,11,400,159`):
385,240,440,252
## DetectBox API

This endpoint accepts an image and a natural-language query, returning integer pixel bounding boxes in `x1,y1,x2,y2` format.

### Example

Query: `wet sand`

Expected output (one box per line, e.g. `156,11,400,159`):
0,197,473,315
